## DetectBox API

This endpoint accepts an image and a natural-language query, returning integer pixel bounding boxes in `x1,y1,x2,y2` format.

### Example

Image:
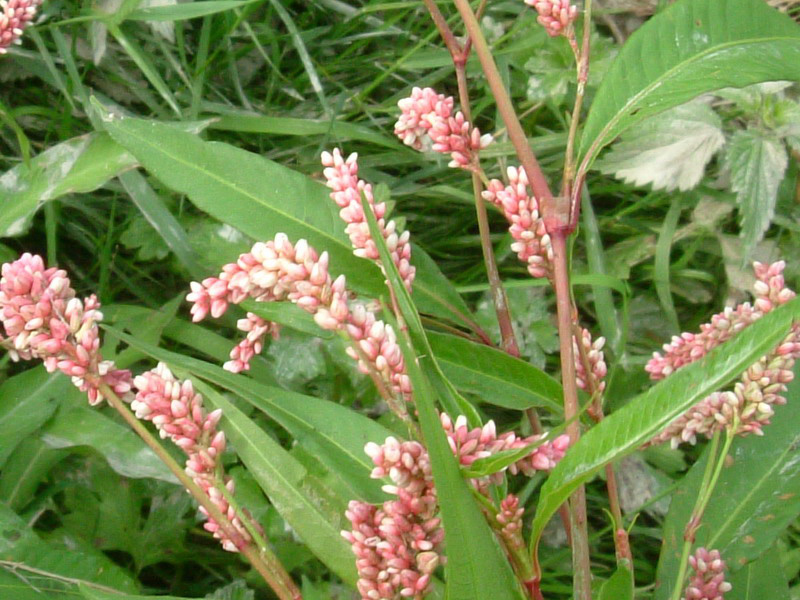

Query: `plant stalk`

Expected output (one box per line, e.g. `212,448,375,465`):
99,383,302,600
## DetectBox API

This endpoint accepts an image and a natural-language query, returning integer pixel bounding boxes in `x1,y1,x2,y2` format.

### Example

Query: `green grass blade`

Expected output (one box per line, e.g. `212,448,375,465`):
579,0,800,172
529,296,800,551
126,0,257,21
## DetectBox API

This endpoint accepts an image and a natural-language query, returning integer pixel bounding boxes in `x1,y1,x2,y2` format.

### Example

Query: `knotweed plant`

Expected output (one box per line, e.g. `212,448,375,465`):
1,0,799,599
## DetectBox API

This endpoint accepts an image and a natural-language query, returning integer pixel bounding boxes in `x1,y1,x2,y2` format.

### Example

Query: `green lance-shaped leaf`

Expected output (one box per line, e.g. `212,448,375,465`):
192,380,358,585
0,367,69,467
598,565,634,600
124,0,258,21
579,0,800,173
726,544,791,600
529,296,800,552
0,133,134,238
724,129,789,260
106,327,389,503
94,105,477,331
80,586,194,600
0,504,137,595
358,192,525,599
654,363,800,600
428,331,562,413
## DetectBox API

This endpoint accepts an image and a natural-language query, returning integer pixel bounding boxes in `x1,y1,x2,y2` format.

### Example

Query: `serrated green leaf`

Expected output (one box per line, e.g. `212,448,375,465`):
0,504,137,594
95,108,477,331
0,133,134,237
597,99,725,192
579,0,800,172
725,129,788,259
529,296,800,554
654,363,800,600
0,367,69,467
191,380,357,585
428,331,562,413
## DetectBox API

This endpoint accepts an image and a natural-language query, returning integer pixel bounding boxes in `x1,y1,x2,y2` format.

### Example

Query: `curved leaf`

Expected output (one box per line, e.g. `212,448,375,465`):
428,331,562,413
529,296,800,550
579,0,800,172
192,380,357,585
95,107,477,331
654,363,800,600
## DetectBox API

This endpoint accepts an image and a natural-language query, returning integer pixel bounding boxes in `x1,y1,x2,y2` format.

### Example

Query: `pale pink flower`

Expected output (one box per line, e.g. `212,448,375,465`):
524,0,578,37
496,494,525,547
0,0,42,54
321,148,415,291
0,253,132,406
440,413,570,486
573,328,607,394
395,87,492,170
649,262,800,447
132,363,255,552
344,437,443,600
482,166,553,279
186,234,411,401
683,548,732,600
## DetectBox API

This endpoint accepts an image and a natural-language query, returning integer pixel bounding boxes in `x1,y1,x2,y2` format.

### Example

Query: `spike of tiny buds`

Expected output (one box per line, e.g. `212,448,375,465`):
523,0,578,37
0,0,42,54
649,261,800,448
186,233,412,407
682,548,732,600
321,148,415,292
132,363,258,552
344,437,443,600
395,86,492,172
0,253,133,406
482,166,553,280
496,494,525,548
573,327,606,395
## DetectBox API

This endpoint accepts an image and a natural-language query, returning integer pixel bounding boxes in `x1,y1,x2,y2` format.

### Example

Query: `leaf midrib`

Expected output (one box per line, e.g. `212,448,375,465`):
582,35,800,166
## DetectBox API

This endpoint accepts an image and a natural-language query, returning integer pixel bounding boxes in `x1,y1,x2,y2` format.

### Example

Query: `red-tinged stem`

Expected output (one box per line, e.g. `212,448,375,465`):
99,383,302,600
423,0,521,358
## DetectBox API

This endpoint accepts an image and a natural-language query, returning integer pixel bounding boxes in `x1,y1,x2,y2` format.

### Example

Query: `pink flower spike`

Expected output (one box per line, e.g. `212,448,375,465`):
0,0,43,54
682,548,732,600
524,0,578,37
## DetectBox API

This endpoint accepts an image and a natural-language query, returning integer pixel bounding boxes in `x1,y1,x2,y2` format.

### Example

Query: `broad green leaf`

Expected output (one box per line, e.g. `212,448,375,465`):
125,0,255,21
725,129,788,258
242,298,335,339
0,437,67,511
727,544,790,600
0,367,69,467
598,565,634,600
359,188,525,600
105,327,390,502
191,380,357,585
654,363,800,600
40,401,177,483
96,109,477,330
579,0,800,172
210,114,400,149
597,99,725,192
428,331,562,413
0,504,137,593
529,296,800,553
0,133,134,237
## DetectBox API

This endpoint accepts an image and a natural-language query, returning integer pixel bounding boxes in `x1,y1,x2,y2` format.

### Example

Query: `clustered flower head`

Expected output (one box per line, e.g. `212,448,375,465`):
496,494,525,548
573,327,607,394
482,166,553,279
648,261,800,447
321,148,415,291
523,0,578,37
682,548,732,600
440,413,571,487
0,253,133,406
395,87,492,170
132,363,253,552
344,436,443,600
0,0,42,54
186,234,411,402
